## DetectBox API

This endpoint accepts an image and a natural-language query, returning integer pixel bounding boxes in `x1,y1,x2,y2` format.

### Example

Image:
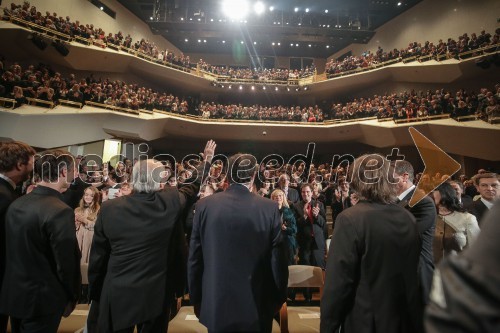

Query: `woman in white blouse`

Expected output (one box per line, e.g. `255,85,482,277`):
431,182,481,264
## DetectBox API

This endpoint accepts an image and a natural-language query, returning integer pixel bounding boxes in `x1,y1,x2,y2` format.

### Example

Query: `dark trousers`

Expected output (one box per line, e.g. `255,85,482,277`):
113,310,169,333
10,313,62,333
0,314,8,333
86,301,100,333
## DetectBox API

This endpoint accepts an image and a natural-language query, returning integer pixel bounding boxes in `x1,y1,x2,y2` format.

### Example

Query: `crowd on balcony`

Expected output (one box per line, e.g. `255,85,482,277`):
2,1,193,69
326,29,500,76
0,61,190,112
3,2,499,83
331,85,499,121
198,60,316,81
1,59,498,122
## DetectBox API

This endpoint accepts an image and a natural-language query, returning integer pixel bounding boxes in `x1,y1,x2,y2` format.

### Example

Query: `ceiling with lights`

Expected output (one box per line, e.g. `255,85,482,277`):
117,0,422,58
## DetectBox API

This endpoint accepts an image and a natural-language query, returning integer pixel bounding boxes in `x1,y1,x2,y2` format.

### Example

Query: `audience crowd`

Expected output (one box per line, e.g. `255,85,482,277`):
4,1,498,84
198,60,315,81
1,60,498,123
326,28,500,76
2,1,193,69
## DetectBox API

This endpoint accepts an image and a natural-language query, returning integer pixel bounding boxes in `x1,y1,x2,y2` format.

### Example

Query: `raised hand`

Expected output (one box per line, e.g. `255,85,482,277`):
203,140,216,163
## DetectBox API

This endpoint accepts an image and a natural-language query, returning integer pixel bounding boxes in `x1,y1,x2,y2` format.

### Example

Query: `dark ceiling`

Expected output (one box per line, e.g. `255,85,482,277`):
118,0,422,59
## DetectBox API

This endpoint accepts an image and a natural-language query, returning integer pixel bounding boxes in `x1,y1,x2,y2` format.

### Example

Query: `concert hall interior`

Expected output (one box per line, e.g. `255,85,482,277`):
0,0,499,332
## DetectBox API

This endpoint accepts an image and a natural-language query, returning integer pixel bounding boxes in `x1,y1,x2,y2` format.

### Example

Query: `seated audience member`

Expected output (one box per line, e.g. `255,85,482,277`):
468,173,499,225
431,182,480,264
75,186,100,264
425,201,500,333
321,154,423,333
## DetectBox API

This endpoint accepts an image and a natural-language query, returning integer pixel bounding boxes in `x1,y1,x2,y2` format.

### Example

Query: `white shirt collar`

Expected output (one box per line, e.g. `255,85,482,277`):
0,174,16,190
398,184,416,201
481,197,494,210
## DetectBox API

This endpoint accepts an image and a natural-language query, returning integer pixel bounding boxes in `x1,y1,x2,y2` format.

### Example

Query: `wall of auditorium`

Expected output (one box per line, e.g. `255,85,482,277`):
328,0,499,61
19,0,182,55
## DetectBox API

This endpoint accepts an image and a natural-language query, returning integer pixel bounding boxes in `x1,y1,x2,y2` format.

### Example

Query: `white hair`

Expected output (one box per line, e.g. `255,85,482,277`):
132,159,163,193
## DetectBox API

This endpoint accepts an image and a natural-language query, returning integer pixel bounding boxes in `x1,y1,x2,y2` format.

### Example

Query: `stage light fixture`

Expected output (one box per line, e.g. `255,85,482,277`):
222,0,249,20
254,2,265,15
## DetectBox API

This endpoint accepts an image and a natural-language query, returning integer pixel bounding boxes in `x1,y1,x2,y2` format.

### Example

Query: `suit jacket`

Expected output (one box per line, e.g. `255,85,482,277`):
467,199,489,226
188,184,288,332
0,186,80,318
293,199,327,250
331,191,353,229
280,186,300,204
401,189,436,304
88,184,197,331
0,178,17,290
321,201,423,333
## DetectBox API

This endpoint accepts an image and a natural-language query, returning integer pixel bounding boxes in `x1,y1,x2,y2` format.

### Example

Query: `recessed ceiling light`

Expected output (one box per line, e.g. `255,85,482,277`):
180,17,184,21
254,41,257,45
277,42,280,46
251,86,255,90
222,40,226,43
308,44,311,47
272,42,275,46
397,2,402,6
198,39,201,43
326,45,330,48
203,39,207,43
294,7,299,12
239,85,243,90
325,9,329,13
269,6,274,11
241,41,244,44
296,43,299,46
185,38,188,42
305,8,309,13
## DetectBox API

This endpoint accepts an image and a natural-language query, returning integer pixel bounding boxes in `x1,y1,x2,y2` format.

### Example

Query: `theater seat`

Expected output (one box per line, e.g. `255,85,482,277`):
280,265,324,333
58,303,90,333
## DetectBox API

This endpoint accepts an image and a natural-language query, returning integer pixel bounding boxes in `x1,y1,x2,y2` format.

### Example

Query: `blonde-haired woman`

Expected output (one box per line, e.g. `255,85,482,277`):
75,186,101,264
270,189,297,266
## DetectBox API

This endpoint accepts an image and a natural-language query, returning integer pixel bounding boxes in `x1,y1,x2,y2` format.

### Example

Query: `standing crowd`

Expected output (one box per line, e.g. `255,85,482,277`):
0,140,499,333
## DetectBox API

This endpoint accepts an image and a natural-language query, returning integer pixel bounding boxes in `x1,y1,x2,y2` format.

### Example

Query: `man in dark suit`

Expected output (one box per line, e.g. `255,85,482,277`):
330,177,353,229
467,172,499,226
394,160,437,305
294,183,327,270
277,173,300,204
448,180,472,208
188,153,288,333
0,150,80,333
89,140,216,333
322,154,423,333
0,141,36,333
